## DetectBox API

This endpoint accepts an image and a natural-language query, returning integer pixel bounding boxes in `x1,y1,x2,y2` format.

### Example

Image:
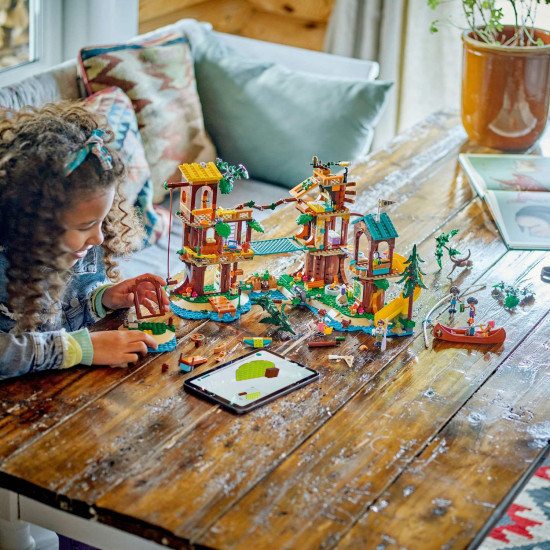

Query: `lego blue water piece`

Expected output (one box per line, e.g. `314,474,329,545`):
147,336,177,354
170,300,251,322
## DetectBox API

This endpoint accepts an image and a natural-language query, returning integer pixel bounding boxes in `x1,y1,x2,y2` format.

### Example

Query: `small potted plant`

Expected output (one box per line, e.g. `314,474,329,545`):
429,0,550,150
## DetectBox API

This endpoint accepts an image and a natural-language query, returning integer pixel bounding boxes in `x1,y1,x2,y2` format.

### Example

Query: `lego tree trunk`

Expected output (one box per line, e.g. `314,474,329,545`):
190,264,207,295
305,253,346,284
219,263,232,294
359,280,385,314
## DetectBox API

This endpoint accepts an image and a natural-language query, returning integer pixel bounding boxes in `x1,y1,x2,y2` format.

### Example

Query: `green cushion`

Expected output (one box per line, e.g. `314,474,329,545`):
192,29,392,188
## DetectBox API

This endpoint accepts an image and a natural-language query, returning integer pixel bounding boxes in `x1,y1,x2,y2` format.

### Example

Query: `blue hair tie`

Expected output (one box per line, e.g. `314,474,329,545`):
64,129,113,176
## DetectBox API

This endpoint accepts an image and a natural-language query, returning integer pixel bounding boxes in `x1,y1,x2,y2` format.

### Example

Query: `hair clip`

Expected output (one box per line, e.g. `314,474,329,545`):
64,128,113,176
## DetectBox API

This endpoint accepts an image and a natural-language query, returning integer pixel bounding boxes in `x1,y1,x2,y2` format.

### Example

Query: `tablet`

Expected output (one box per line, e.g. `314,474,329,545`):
183,349,319,414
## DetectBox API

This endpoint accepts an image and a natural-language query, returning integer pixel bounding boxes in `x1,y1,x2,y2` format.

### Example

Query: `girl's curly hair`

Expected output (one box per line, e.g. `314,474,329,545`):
0,102,144,332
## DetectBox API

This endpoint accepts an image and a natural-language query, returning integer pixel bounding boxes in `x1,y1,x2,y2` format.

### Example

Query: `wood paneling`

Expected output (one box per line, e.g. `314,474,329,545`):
138,0,335,51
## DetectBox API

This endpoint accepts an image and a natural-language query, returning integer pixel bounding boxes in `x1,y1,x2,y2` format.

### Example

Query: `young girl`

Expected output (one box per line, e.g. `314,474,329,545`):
0,102,170,379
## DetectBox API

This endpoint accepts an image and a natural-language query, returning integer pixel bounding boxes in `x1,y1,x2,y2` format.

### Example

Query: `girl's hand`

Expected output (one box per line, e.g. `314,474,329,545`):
90,330,158,365
102,273,170,314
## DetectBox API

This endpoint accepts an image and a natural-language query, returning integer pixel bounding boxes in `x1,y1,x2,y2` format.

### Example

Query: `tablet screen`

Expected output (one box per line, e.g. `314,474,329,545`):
184,350,319,413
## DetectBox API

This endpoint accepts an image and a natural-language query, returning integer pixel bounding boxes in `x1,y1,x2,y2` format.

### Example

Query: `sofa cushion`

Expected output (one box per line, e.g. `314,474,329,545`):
85,86,170,245
78,33,216,203
191,28,392,188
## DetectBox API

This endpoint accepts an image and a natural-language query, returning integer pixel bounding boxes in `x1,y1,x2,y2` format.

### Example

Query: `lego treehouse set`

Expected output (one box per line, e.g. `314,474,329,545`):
163,157,425,340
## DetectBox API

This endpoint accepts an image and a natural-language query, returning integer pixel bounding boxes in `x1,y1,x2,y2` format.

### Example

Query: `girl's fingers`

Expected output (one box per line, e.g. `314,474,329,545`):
126,331,157,349
121,353,140,364
127,341,149,356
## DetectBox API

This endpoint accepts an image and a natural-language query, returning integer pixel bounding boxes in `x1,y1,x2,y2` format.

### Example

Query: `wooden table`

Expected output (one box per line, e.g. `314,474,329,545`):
1,111,549,550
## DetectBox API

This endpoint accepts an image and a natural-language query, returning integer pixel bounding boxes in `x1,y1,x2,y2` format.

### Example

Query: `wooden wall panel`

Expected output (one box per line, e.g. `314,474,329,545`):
247,0,334,22
138,0,335,51
241,11,327,51
139,0,210,24
139,0,253,35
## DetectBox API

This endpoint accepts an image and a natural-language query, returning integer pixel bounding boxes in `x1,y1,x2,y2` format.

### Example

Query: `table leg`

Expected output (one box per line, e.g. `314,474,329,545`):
0,489,36,550
0,519,36,550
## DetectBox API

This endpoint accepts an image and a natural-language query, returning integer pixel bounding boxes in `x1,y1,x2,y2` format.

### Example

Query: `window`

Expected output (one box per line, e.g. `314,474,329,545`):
0,0,61,87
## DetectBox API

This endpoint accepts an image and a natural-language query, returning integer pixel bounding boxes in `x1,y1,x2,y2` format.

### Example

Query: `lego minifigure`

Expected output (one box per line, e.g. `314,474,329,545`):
374,319,386,349
448,285,461,323
466,297,478,335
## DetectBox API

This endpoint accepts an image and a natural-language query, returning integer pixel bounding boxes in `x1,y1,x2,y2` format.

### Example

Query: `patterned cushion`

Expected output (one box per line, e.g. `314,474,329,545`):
79,33,216,202
85,86,167,245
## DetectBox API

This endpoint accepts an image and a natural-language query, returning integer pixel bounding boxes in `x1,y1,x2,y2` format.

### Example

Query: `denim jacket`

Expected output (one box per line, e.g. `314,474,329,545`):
0,246,108,379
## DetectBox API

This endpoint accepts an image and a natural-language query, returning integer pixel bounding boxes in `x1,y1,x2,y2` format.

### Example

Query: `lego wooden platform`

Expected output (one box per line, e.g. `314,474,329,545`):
0,111,548,550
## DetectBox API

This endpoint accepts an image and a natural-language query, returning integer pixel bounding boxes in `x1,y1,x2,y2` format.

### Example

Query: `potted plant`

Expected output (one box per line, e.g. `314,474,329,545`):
429,0,550,150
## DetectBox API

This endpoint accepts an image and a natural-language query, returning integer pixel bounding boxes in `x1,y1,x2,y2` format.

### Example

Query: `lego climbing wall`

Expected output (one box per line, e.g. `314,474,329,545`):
138,0,335,51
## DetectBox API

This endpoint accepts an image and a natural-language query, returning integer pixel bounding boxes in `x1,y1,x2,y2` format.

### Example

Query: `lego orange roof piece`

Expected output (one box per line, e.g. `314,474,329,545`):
289,176,320,199
179,162,223,184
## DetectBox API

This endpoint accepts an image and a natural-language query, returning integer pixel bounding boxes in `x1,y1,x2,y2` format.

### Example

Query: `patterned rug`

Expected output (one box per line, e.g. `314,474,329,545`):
479,456,550,549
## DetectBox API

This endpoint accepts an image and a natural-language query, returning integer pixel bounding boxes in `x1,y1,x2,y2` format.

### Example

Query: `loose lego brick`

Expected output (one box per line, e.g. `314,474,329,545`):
308,340,339,348
161,363,169,373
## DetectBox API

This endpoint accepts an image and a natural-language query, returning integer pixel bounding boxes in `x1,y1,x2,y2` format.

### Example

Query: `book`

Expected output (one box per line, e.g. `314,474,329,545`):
458,154,550,250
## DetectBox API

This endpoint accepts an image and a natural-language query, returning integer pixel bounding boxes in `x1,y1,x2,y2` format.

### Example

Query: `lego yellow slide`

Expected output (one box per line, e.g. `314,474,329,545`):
373,253,422,323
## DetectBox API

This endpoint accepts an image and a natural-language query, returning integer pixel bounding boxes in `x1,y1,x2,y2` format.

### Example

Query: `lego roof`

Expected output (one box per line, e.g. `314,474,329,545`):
352,213,398,241
179,162,222,183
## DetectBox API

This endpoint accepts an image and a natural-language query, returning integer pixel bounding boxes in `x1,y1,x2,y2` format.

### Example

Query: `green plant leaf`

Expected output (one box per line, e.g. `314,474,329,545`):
247,219,265,233
215,222,232,238
296,214,313,225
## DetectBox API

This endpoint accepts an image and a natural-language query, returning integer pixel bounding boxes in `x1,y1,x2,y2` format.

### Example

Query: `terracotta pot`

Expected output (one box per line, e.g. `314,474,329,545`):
462,26,550,150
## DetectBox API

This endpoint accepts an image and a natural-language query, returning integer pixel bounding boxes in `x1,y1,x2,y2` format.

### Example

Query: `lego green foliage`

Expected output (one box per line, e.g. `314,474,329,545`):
216,158,249,194
251,293,295,335
398,245,428,296
296,214,313,226
278,274,294,288
492,281,535,310
247,219,265,233
215,221,232,238
374,279,389,291
434,229,461,269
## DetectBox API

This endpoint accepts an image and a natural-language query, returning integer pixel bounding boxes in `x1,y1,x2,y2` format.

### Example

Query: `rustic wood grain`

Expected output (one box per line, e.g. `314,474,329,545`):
247,0,334,22
198,252,548,549
139,0,253,35
138,0,210,25
239,11,327,50
338,313,550,550
138,0,334,49
63,196,511,540
1,113,547,550
0,315,205,464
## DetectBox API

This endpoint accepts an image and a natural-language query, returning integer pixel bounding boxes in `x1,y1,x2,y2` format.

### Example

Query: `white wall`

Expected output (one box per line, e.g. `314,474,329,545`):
62,0,139,61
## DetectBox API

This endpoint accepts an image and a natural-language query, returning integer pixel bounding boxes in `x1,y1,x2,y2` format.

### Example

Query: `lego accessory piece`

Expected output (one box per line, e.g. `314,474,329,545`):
491,281,536,309
132,276,167,320
542,266,550,283
191,333,205,347
308,340,339,348
328,355,354,368
243,337,272,348
432,323,506,344
183,349,319,414
64,129,113,175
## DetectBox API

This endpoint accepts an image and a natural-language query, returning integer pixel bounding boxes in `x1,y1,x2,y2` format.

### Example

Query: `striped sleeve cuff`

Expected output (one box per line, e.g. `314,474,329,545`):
69,328,94,366
91,284,115,319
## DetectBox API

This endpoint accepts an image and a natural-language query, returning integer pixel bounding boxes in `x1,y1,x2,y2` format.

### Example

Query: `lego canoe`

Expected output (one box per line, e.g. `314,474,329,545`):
243,337,272,348
432,323,506,344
